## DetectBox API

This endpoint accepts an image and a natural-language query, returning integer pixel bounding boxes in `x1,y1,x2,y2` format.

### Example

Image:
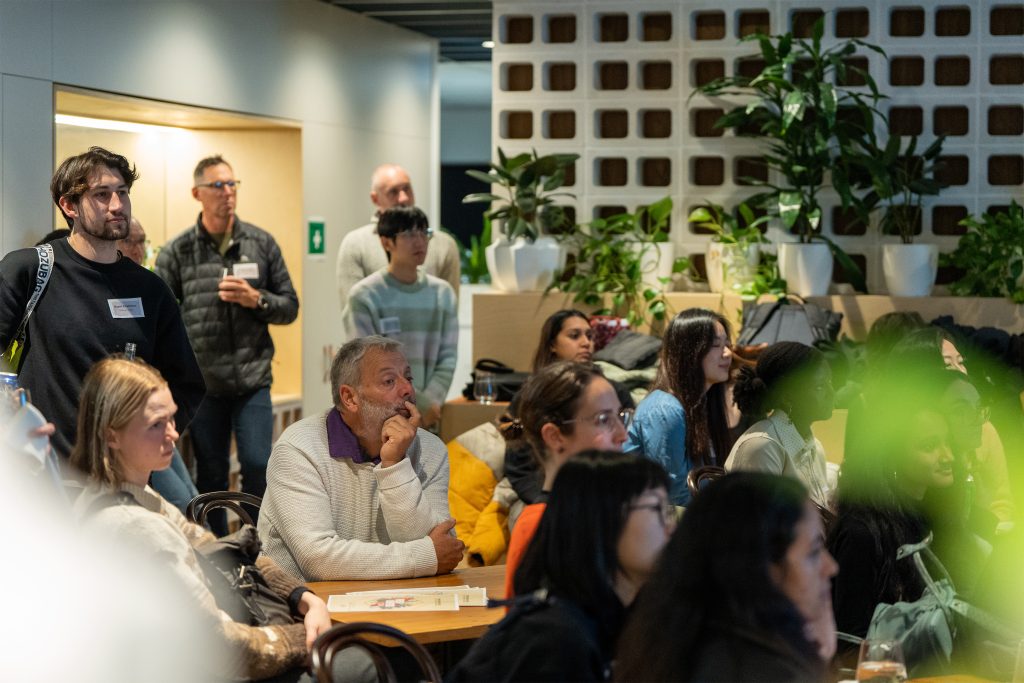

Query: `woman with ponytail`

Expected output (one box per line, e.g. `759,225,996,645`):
725,341,835,508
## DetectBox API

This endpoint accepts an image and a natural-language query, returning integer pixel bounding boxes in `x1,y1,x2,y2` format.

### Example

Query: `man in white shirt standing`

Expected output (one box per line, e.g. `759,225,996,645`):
335,164,460,309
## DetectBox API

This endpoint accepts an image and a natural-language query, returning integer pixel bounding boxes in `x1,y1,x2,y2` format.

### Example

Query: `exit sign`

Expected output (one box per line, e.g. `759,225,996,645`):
308,219,325,256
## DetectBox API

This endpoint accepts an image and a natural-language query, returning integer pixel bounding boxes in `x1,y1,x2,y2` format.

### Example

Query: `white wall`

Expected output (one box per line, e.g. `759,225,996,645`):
441,106,492,165
0,0,439,415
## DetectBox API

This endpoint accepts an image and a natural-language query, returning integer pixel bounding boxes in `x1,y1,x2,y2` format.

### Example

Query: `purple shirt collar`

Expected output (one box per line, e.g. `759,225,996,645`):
326,409,380,465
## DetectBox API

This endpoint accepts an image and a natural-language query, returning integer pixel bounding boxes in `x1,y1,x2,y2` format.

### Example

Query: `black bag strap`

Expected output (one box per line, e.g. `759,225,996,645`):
738,300,783,346
475,358,515,374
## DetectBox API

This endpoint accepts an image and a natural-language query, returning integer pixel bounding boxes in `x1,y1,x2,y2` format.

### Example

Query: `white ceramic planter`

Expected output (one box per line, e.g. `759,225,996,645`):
706,242,761,293
485,236,565,292
627,241,676,292
882,243,938,297
778,242,833,297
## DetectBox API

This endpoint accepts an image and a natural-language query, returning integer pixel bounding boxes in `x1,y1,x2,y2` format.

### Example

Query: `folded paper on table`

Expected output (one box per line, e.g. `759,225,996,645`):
326,586,488,612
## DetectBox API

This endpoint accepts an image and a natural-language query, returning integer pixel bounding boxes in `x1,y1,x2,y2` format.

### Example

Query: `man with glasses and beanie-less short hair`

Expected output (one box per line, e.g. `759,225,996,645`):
156,155,298,535
341,206,457,430
0,146,205,475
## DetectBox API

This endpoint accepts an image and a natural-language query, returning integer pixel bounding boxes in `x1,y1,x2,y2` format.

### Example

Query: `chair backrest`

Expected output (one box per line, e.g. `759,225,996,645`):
686,465,726,499
185,491,262,527
309,622,442,683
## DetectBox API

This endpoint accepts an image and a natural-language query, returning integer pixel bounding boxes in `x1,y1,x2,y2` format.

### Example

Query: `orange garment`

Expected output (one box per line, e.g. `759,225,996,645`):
503,502,547,599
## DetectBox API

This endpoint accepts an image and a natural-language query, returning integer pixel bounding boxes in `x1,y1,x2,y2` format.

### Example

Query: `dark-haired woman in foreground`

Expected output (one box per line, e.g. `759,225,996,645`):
625,308,734,505
615,472,837,682
726,341,835,508
448,451,674,682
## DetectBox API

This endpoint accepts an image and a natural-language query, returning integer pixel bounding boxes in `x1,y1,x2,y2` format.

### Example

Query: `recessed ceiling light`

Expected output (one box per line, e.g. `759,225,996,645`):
481,40,495,49
55,114,186,134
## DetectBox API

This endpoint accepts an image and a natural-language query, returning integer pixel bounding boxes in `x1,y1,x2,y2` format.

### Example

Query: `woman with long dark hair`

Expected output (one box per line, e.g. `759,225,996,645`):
530,308,594,372
615,472,837,681
726,341,835,508
449,451,673,682
625,308,734,505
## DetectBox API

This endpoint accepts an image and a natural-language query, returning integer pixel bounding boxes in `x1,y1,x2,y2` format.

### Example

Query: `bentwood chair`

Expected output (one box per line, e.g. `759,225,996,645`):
310,622,442,683
686,465,727,500
185,491,262,527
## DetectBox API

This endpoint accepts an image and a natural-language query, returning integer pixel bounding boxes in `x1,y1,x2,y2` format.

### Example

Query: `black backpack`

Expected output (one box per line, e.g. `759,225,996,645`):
462,358,530,402
737,297,843,347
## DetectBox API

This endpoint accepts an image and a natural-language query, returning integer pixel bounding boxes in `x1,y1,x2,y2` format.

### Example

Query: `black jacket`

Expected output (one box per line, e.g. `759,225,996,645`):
156,215,298,397
687,625,825,682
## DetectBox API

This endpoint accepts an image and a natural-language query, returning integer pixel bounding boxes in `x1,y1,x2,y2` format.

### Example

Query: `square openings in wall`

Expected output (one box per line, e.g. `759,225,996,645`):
889,106,923,135
596,158,628,186
641,110,672,138
691,108,725,137
933,106,969,136
737,10,770,37
833,255,868,287
836,8,870,38
833,207,868,236
500,111,533,139
501,15,533,43
595,205,627,220
543,111,576,139
989,105,1024,135
597,110,628,139
544,15,576,43
694,11,725,40
692,59,725,87
691,156,725,186
890,7,925,36
642,13,672,41
597,13,629,42
791,9,824,38
735,157,768,186
990,55,1024,85
932,205,969,235
736,56,767,80
935,7,971,36
991,5,1024,35
596,61,628,90
891,56,925,86
989,155,1024,185
640,158,672,187
501,63,533,91
936,155,969,186
641,61,672,90
838,57,869,86
935,56,970,86
544,63,576,91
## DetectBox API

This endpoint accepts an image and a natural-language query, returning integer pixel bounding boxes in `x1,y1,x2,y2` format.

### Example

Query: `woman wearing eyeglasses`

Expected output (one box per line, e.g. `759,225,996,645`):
449,451,674,683
500,361,631,598
625,308,734,506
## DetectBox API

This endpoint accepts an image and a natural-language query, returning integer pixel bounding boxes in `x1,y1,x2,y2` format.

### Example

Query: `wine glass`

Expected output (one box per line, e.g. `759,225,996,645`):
856,638,907,683
474,372,497,405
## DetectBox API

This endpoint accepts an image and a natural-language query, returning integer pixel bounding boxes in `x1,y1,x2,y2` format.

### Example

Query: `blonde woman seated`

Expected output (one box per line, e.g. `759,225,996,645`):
70,357,332,682
725,342,835,509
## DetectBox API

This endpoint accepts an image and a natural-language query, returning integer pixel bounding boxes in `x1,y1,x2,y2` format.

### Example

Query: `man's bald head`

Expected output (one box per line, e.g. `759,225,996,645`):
370,164,414,212
117,217,147,265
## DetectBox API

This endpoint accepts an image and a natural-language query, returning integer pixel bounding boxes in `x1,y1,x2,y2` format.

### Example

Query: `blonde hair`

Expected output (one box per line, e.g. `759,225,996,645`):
70,357,168,488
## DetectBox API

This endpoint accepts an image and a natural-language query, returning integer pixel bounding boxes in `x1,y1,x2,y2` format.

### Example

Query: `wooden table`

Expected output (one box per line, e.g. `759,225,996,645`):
308,565,506,644
439,397,509,443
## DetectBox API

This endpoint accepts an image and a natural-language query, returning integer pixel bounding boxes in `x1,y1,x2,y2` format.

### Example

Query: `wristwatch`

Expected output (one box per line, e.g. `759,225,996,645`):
257,294,270,311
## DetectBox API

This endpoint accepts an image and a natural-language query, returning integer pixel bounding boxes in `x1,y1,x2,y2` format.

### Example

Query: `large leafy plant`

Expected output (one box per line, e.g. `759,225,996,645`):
463,148,578,242
857,134,945,244
550,197,689,329
688,201,769,246
941,201,1024,303
691,17,886,291
453,217,491,284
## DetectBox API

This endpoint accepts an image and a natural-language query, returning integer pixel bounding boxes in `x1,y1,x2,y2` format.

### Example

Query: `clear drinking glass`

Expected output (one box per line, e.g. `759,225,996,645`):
473,372,497,405
856,639,908,683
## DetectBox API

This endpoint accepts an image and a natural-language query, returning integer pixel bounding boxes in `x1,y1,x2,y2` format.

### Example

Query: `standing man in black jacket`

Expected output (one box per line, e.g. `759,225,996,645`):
156,155,298,535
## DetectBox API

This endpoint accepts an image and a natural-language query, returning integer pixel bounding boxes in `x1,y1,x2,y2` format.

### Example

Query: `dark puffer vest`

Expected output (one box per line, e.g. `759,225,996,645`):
155,215,298,397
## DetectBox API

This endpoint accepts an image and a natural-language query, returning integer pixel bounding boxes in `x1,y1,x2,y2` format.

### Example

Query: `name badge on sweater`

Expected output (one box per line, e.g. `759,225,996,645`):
108,297,145,319
380,317,402,335
232,262,260,279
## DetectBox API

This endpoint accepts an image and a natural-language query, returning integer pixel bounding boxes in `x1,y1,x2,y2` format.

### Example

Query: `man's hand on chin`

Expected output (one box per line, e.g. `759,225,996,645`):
378,400,422,468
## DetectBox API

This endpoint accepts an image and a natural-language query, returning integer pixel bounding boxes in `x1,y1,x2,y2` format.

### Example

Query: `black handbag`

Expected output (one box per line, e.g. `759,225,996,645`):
462,358,529,402
195,524,296,626
737,296,843,347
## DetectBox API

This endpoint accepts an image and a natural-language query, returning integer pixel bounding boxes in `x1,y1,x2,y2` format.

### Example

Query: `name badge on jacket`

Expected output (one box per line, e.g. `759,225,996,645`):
232,263,260,279
380,317,402,335
108,297,145,319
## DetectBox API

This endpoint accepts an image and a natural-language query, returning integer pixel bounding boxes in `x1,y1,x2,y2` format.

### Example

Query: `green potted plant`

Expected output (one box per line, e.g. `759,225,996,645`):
688,201,769,294
690,17,883,296
463,148,578,292
856,134,945,296
550,197,690,329
940,201,1024,303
